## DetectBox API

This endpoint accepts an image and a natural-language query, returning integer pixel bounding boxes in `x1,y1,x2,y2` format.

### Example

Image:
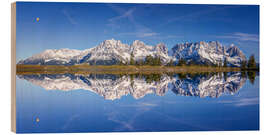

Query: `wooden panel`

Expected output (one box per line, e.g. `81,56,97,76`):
11,2,16,133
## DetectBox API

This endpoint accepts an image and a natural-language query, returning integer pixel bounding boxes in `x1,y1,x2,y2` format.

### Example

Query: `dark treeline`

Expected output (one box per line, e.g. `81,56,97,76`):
240,54,259,71
118,54,259,71
116,70,258,85
120,54,162,66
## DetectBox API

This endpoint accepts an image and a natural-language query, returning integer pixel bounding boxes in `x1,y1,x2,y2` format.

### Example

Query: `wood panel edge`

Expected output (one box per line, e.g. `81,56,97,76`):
11,2,16,133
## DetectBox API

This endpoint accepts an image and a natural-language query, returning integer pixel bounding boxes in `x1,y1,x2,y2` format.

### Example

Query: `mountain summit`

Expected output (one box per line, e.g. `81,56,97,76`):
18,72,246,100
171,41,246,66
18,39,246,67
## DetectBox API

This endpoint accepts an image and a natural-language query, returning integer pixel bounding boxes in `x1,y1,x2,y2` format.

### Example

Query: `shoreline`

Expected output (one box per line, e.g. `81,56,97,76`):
16,65,258,75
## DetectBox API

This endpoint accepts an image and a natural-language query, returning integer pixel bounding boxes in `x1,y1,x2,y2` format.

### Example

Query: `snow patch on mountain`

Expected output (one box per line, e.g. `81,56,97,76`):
171,41,246,66
17,72,246,100
18,39,246,66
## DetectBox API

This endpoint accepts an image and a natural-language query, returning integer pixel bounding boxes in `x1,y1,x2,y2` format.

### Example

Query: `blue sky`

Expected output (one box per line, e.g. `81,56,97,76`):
16,2,259,62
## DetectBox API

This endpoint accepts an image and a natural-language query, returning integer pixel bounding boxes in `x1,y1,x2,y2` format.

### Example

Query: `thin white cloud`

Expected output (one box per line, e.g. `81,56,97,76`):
216,32,259,42
218,97,259,107
107,4,137,28
62,9,77,25
118,32,159,38
140,102,158,107
234,32,259,42
161,6,237,27
106,102,156,131
165,35,184,39
139,32,159,38
118,32,183,39
234,97,259,107
107,112,134,131
108,7,136,23
118,102,158,107
107,5,158,38
107,5,185,39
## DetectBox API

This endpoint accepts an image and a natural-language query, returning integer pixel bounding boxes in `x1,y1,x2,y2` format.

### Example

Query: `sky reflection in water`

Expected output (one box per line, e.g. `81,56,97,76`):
16,72,259,133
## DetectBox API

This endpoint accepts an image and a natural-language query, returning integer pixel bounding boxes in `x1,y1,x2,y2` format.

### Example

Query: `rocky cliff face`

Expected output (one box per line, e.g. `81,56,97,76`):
171,41,246,66
81,39,131,65
171,72,246,98
17,72,246,100
18,39,246,66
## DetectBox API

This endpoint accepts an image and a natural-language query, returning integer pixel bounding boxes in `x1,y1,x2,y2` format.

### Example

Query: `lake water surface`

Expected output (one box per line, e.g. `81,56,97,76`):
16,72,259,133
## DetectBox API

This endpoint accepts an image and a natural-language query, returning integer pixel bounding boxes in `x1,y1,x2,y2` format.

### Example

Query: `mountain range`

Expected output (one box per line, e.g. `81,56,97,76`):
17,72,246,100
18,39,246,67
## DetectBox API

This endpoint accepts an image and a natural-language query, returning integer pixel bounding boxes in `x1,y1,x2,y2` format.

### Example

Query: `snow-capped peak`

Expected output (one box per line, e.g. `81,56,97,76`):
171,41,246,66
131,40,147,48
155,43,167,52
18,39,246,67
18,72,246,100
98,38,122,48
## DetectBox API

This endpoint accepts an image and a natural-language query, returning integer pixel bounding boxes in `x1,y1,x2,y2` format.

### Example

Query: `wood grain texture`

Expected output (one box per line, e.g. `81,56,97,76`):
11,2,16,133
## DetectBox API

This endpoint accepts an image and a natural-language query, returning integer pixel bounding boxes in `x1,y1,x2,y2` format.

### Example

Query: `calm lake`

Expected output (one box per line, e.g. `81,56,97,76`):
16,72,259,133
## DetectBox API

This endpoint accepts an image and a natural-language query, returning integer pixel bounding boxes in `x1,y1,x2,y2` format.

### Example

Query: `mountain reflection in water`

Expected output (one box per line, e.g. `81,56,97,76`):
17,72,256,100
